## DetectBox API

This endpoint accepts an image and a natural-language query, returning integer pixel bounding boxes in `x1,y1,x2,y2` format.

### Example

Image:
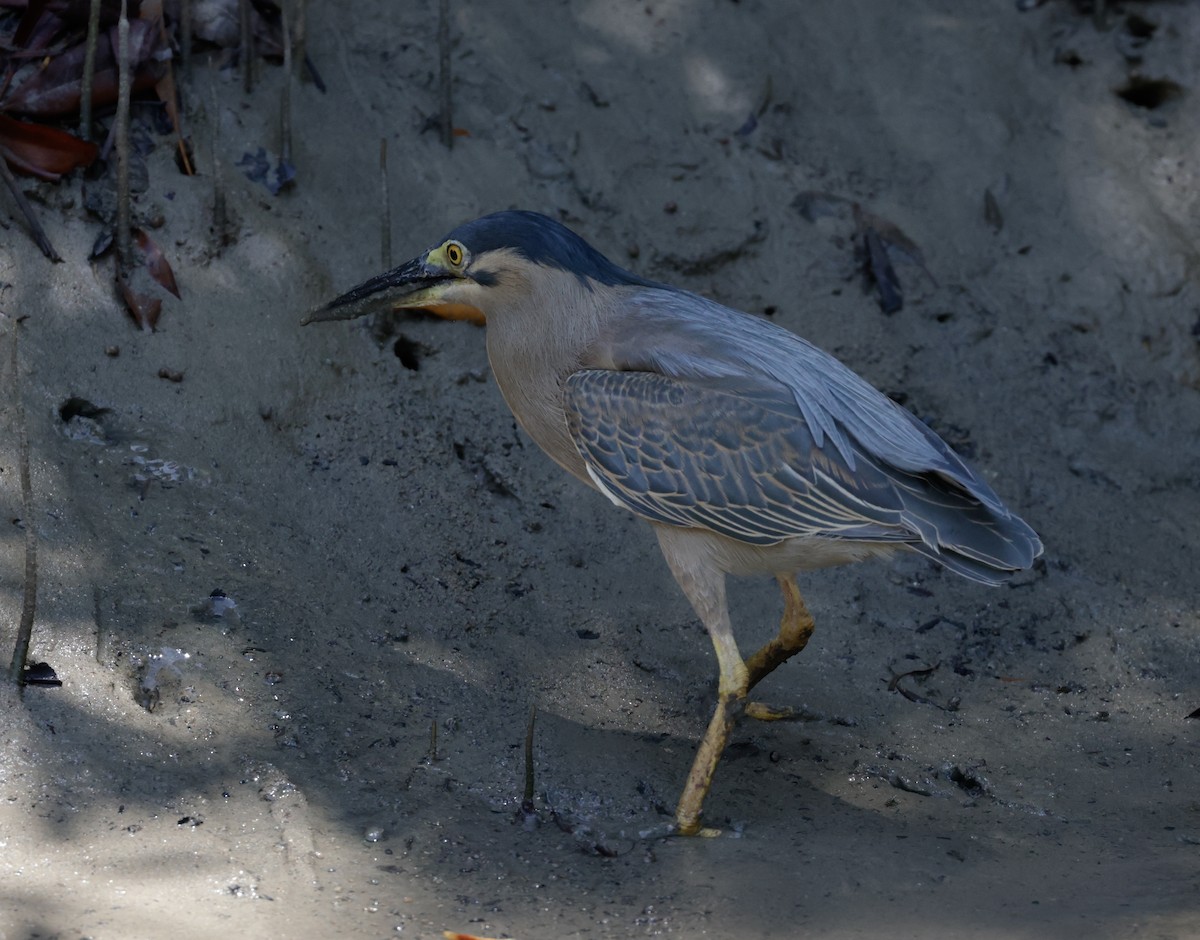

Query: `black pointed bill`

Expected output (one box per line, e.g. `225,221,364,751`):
302,257,480,325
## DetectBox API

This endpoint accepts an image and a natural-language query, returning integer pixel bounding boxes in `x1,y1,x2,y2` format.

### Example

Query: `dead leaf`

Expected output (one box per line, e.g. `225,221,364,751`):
2,18,167,117
192,0,239,46
887,662,947,709
861,224,903,315
12,0,67,53
135,227,180,298
0,114,98,179
117,268,162,332
14,0,143,49
853,206,901,313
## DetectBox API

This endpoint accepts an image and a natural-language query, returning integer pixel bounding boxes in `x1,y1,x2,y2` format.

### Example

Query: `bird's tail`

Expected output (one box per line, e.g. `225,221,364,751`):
898,474,1043,585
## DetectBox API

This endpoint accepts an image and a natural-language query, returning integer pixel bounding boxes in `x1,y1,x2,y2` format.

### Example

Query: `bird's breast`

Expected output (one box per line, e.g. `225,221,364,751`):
480,281,612,490
486,348,593,488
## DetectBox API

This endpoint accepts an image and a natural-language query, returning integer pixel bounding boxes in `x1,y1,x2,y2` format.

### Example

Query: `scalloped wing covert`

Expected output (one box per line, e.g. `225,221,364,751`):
565,369,1037,584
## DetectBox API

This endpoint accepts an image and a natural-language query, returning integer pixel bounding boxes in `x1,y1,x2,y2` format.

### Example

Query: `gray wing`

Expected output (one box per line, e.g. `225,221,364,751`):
565,370,1036,584
599,290,996,498
566,369,911,542
570,290,1042,583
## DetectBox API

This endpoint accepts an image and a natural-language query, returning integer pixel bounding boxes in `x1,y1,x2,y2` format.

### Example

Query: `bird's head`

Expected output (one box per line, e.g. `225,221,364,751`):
303,210,654,328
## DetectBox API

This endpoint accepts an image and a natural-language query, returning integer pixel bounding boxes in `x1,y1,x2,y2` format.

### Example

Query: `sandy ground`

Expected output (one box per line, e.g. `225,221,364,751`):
2,2,1199,937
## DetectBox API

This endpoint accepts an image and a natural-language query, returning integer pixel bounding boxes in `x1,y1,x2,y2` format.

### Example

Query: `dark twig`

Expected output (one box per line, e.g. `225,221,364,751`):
279,1,292,168
239,0,254,94
302,54,326,93
523,705,537,803
209,76,229,251
294,0,307,82
180,0,193,80
438,0,453,149
93,584,107,665
0,152,62,261
888,662,948,710
6,325,38,690
428,718,438,762
80,0,103,141
379,137,391,268
115,0,133,274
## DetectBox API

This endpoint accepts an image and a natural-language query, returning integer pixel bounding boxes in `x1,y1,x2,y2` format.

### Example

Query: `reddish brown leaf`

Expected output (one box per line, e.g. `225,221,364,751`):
0,113,97,179
2,18,166,117
117,269,162,332
12,0,143,45
135,227,180,298
153,59,194,174
13,0,65,52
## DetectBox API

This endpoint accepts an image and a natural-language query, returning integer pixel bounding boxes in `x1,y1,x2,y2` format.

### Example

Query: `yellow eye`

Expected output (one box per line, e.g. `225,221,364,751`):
445,242,465,267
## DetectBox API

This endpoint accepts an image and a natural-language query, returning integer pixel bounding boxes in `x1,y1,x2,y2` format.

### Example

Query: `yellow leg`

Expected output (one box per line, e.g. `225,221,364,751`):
654,530,817,835
675,699,740,836
675,623,748,836
654,527,751,835
744,574,816,703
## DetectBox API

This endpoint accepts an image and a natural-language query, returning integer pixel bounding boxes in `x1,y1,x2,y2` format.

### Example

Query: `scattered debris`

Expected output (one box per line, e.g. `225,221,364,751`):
136,646,193,711
1114,75,1184,111
888,661,956,711
191,589,240,622
59,395,113,444
854,204,935,315
859,222,902,314
945,763,993,799
236,146,296,195
21,661,62,687
793,193,935,313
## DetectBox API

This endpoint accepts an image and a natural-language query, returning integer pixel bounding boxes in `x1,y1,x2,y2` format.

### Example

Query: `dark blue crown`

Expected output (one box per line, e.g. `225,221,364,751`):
445,210,656,288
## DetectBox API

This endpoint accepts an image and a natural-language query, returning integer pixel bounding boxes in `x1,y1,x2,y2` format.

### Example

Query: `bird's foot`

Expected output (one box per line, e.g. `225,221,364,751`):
744,701,801,721
672,816,723,838
744,701,834,722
